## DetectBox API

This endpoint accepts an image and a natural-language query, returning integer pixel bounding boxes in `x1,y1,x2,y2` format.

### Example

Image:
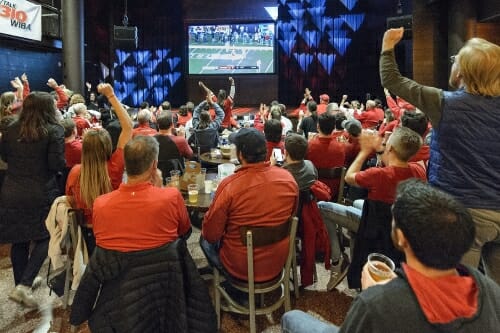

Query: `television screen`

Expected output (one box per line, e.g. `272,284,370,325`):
187,22,276,75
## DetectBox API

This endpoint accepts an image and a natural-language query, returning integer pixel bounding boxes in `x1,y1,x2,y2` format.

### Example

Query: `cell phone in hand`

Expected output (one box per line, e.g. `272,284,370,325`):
273,148,284,165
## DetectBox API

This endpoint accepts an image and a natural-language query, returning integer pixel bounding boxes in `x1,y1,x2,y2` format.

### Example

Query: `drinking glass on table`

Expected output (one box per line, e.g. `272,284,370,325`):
170,170,180,188
188,184,199,203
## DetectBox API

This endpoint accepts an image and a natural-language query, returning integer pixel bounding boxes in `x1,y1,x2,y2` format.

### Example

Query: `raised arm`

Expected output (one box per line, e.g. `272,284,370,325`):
21,73,30,99
47,78,69,110
380,28,443,127
192,99,207,129
208,95,224,130
198,81,216,103
97,84,132,150
10,77,23,101
228,77,235,100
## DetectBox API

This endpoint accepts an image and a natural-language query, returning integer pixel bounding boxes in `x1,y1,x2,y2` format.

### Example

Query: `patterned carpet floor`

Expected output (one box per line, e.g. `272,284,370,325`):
0,228,354,333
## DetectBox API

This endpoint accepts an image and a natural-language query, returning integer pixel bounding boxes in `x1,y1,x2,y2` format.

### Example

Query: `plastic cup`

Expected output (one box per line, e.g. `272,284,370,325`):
188,184,199,203
170,170,180,188
367,253,395,282
204,180,212,194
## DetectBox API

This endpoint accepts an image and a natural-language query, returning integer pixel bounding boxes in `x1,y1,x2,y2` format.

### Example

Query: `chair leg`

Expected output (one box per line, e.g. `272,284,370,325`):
249,278,256,333
284,277,291,312
292,247,299,299
214,268,221,330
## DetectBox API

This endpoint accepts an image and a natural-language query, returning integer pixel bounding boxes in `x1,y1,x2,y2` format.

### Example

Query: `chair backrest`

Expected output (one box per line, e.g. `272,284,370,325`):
317,166,346,203
240,217,299,286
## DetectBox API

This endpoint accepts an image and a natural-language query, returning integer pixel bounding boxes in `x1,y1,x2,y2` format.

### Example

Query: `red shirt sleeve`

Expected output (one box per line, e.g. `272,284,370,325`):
54,86,68,110
107,148,125,189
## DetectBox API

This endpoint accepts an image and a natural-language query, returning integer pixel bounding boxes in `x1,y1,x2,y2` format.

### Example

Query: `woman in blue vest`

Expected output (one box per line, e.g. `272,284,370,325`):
380,27,500,284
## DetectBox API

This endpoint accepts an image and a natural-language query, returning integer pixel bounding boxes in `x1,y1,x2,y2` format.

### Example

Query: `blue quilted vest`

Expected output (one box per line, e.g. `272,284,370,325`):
428,90,500,209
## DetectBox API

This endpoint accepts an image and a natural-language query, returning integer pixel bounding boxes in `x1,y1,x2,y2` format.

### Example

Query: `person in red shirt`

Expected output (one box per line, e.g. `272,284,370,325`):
317,94,329,115
264,119,284,162
61,118,82,168
318,127,426,289
199,77,240,130
72,103,91,138
355,100,384,129
132,109,157,138
306,112,345,197
176,104,192,127
93,135,191,252
201,128,298,284
157,111,193,159
66,84,133,254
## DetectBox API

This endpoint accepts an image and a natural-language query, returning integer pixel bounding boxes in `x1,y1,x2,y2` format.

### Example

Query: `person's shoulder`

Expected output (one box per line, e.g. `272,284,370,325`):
357,277,410,303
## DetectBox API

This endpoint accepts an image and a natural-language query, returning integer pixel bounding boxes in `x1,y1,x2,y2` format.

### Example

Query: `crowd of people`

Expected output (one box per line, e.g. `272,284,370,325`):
0,27,498,332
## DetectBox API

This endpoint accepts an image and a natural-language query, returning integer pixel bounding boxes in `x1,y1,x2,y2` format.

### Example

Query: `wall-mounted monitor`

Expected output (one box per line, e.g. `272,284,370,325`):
187,22,276,75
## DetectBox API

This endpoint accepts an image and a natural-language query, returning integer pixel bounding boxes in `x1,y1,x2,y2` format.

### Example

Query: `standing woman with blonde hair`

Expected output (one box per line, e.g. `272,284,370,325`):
66,84,132,254
380,28,500,284
0,91,65,308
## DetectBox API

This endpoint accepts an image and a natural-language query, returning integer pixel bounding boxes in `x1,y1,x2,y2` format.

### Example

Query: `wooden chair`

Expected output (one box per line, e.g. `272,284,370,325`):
213,216,299,333
317,166,346,203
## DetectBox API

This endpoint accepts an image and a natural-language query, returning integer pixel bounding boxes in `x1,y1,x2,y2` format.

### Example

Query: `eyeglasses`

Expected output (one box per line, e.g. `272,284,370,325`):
450,55,457,64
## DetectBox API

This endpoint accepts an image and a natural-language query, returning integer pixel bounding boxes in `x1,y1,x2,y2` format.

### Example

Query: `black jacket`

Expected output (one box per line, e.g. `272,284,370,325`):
70,239,217,333
0,120,65,243
347,199,404,289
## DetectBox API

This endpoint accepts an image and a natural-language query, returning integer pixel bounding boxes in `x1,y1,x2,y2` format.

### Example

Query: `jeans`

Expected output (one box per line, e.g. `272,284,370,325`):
318,201,362,262
281,310,339,333
461,208,500,285
199,235,225,273
11,238,49,287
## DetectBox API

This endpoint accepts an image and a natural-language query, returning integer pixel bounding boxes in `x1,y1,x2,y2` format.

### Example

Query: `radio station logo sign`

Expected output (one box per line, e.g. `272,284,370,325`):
0,0,42,41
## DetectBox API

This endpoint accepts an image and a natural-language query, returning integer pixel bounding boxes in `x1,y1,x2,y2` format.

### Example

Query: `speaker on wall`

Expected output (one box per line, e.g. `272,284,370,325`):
113,25,138,49
387,15,412,40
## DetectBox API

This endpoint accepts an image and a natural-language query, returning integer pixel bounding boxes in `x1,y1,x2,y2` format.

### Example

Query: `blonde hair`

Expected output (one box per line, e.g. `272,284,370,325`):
79,129,113,208
70,93,85,106
0,92,16,118
458,38,500,97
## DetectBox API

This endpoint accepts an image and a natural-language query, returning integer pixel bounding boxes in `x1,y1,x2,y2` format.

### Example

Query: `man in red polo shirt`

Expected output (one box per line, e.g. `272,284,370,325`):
201,128,298,283
92,136,191,252
132,109,157,138
355,100,384,129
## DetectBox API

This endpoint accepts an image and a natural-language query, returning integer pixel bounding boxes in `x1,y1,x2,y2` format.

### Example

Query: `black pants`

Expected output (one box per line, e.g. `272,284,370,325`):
11,238,49,286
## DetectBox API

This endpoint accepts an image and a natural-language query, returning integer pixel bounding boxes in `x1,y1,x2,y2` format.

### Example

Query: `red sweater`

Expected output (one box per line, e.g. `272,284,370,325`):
202,163,298,282
93,182,191,252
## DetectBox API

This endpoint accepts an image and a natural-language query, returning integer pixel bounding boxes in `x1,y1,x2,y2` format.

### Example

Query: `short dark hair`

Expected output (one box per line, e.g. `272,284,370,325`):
124,136,159,176
334,113,347,130
307,101,317,113
140,101,149,109
270,105,281,120
392,179,475,270
401,111,428,137
157,111,174,130
178,105,188,116
264,119,282,143
161,101,171,110
61,118,76,138
318,112,335,135
285,133,308,161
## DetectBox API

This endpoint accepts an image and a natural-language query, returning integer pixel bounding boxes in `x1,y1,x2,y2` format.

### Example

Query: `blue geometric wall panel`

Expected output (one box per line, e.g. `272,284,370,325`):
114,48,182,106
339,0,358,11
317,53,336,74
340,14,365,31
